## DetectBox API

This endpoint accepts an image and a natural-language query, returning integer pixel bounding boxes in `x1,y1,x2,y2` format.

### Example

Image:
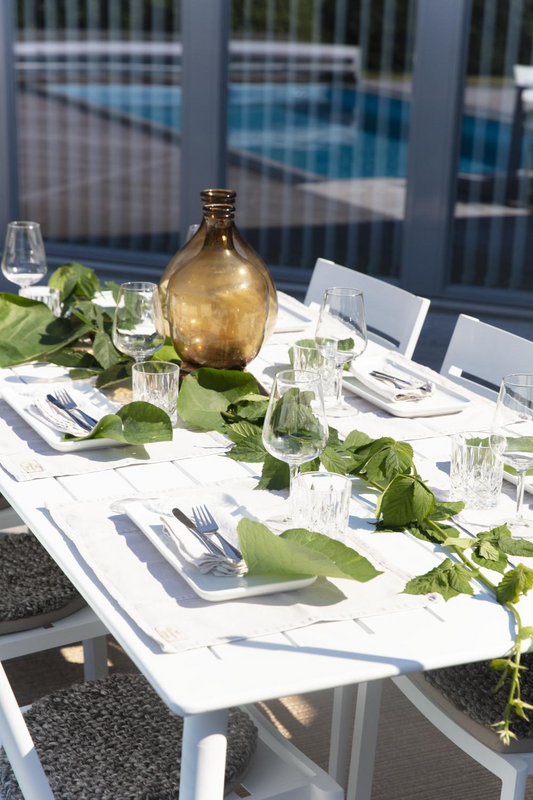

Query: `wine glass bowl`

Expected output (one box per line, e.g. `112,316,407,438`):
490,373,533,537
112,281,164,363
315,286,368,417
262,369,328,496
1,221,47,289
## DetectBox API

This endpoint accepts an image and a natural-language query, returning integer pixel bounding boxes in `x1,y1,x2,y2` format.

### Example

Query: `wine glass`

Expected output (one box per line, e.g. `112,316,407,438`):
262,369,328,501
314,287,368,417
1,221,47,290
112,281,164,363
490,374,533,537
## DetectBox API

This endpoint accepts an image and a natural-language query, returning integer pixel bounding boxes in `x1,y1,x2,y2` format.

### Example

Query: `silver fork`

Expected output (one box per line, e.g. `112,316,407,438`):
53,388,98,428
192,505,243,561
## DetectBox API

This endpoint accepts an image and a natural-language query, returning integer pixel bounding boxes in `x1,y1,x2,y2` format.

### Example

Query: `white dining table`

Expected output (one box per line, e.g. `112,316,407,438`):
1,296,532,800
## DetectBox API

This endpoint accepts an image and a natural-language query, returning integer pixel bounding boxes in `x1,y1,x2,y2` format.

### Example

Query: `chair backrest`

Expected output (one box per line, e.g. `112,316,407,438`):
441,314,533,400
305,258,430,359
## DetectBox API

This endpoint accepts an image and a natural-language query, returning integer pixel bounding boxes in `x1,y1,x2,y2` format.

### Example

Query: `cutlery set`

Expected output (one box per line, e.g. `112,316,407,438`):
45,389,98,433
171,507,242,562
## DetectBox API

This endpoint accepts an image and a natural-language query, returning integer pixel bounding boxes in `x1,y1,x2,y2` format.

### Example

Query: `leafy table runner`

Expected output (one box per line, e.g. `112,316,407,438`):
0,399,227,481
48,478,439,654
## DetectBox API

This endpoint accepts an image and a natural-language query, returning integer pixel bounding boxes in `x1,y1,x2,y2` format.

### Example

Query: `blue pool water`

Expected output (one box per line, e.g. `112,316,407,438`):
50,82,516,180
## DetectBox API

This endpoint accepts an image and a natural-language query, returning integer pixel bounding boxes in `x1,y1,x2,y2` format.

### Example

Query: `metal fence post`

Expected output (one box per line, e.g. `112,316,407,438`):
401,0,472,297
179,0,230,242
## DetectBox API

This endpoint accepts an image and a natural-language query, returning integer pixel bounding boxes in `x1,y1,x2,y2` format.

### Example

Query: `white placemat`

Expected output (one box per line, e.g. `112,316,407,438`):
0,399,228,481
48,478,440,654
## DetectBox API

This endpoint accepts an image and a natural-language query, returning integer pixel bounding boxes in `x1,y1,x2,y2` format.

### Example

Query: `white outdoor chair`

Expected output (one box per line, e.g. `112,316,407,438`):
304,258,430,359
329,670,533,800
441,314,533,400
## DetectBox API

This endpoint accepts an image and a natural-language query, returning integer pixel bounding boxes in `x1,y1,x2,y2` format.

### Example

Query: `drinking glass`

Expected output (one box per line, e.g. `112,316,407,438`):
450,431,503,511
112,282,164,363
19,285,61,317
315,287,367,417
292,471,351,536
262,369,328,497
292,342,336,400
132,361,180,426
490,374,533,537
1,221,47,290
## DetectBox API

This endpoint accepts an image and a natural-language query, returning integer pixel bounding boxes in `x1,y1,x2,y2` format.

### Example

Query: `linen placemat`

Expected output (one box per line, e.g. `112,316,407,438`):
0,399,227,481
48,478,440,654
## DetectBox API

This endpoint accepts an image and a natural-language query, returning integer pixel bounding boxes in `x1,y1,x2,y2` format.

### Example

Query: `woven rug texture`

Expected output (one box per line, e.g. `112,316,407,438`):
4,637,532,799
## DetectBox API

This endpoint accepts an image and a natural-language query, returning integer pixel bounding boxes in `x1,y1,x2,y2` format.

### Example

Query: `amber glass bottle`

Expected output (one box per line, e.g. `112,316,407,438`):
167,204,269,370
157,189,278,338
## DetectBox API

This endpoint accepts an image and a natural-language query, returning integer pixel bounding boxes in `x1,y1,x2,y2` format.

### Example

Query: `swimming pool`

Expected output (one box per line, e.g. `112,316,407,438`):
50,81,518,180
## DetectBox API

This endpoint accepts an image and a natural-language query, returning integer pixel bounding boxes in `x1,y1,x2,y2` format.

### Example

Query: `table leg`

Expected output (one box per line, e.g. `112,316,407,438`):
0,662,54,800
82,635,108,680
346,680,383,800
328,685,356,786
179,708,229,800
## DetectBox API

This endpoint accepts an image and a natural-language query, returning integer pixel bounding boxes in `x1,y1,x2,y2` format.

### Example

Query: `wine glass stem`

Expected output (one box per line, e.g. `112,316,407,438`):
334,363,343,405
516,470,526,521
289,464,299,497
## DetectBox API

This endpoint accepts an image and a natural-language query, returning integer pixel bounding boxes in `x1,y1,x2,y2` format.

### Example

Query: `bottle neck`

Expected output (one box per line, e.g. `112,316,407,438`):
203,216,235,249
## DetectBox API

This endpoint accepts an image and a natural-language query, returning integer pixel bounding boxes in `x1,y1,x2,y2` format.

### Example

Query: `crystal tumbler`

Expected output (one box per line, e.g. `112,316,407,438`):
450,431,503,510
132,361,180,426
291,471,351,537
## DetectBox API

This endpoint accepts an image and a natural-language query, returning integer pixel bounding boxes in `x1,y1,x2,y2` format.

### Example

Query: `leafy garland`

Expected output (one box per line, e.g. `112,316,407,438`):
0,262,180,388
0,262,177,443
177,367,533,745
2,264,532,743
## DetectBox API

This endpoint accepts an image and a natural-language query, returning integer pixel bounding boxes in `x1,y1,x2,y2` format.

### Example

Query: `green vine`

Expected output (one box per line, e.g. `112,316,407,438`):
176,368,533,745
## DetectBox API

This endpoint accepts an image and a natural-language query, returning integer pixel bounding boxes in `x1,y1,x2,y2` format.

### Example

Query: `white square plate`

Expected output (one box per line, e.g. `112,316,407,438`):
123,499,316,602
343,356,472,418
1,381,128,452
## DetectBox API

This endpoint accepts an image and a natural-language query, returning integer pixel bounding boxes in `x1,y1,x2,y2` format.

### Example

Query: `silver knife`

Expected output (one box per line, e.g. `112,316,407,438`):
171,508,226,557
46,394,93,432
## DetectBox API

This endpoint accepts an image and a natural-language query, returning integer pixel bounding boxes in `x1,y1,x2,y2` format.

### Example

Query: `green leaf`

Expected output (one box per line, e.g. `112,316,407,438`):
429,501,465,521
320,446,348,474
63,401,172,444
476,525,533,558
226,433,267,463
409,523,458,544
478,540,501,561
518,626,533,641
49,262,100,302
471,546,508,575
104,280,121,302
92,330,122,369
237,518,382,581
94,361,132,389
300,457,321,473
41,348,99,369
0,293,91,367
443,537,475,549
256,454,290,491
496,564,533,605
150,338,181,365
177,369,259,431
378,475,435,526
344,430,373,450
224,420,260,444
403,559,474,601
232,398,269,422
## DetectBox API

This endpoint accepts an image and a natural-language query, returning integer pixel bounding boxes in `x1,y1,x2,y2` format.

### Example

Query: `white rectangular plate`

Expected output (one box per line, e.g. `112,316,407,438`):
343,356,472,418
275,297,314,334
1,381,128,452
123,500,316,602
